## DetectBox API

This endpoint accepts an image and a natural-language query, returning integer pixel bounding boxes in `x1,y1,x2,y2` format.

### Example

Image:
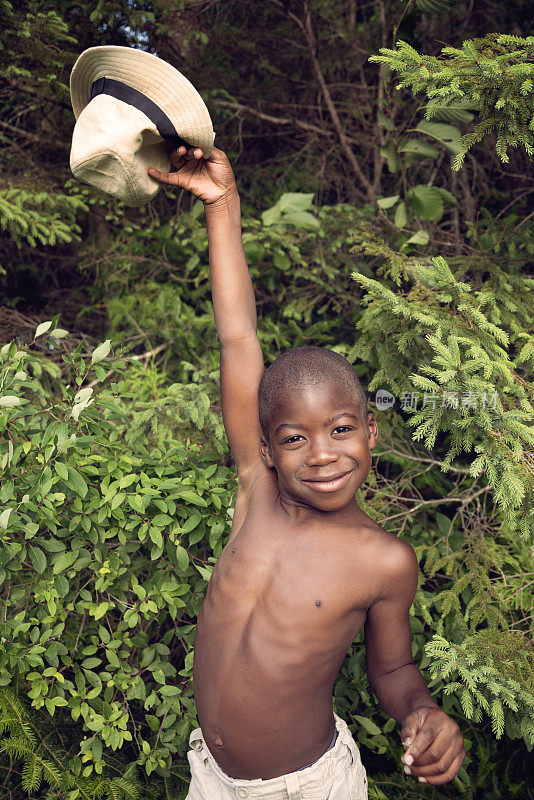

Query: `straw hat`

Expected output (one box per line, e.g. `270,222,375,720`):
69,46,215,206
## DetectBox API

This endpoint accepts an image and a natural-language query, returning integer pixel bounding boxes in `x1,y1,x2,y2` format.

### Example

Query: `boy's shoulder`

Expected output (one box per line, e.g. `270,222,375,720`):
358,515,418,574
346,517,419,594
363,522,419,606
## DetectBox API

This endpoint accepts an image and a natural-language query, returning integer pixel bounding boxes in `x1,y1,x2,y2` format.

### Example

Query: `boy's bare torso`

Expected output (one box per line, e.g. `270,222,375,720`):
193,464,389,779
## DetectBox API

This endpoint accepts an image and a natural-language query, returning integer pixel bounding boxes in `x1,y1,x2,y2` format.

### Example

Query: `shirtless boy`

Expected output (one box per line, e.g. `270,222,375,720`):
149,147,465,799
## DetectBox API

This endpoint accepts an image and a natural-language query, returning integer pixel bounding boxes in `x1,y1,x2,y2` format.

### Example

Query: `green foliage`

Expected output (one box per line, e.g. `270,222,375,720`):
426,634,534,744
0,188,88,250
350,232,534,537
370,33,534,167
1,2,533,798
94,194,375,369
0,684,143,799
0,325,235,795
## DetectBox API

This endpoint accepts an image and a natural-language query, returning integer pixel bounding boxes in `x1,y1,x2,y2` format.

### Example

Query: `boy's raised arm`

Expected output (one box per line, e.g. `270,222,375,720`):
205,186,265,477
149,146,264,480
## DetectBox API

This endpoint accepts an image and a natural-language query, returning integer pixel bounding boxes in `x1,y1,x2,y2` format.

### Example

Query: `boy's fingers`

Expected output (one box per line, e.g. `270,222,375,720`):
147,168,178,184
405,736,455,774
169,148,186,164
414,748,466,785
172,146,203,159
403,725,435,764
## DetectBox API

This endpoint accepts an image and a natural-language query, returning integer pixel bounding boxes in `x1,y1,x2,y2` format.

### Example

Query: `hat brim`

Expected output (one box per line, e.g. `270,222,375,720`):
70,46,215,157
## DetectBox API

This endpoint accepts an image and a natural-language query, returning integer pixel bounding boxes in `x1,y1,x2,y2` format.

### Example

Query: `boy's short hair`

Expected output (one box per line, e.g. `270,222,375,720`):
258,346,368,437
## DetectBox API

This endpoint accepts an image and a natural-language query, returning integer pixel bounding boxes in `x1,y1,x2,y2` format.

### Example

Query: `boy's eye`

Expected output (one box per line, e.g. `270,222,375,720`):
333,426,353,434
282,435,303,444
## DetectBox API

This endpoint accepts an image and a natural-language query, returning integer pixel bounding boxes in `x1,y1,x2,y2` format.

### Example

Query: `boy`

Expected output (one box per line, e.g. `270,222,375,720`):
148,147,465,799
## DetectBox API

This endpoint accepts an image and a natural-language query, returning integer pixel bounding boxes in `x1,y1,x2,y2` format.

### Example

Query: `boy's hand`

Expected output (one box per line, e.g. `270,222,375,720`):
148,145,237,205
400,706,465,785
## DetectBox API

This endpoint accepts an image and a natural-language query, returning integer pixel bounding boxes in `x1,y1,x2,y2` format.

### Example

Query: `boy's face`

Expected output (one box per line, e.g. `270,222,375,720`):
261,381,378,514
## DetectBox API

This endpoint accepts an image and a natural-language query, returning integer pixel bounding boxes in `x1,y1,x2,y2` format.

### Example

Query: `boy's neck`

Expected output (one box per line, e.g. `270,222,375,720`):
276,490,364,525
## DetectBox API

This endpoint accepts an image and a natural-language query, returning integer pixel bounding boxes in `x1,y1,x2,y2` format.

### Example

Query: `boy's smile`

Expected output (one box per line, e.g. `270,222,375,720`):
261,381,378,517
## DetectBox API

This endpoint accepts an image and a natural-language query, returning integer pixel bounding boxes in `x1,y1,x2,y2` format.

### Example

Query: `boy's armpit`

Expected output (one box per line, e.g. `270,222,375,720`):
364,539,420,684
226,460,278,545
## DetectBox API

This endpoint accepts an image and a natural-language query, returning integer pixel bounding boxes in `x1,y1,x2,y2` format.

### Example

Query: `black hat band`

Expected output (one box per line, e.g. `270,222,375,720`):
90,77,188,147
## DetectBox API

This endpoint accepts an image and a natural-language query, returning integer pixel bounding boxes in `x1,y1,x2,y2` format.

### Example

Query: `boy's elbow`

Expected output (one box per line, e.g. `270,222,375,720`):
218,329,259,347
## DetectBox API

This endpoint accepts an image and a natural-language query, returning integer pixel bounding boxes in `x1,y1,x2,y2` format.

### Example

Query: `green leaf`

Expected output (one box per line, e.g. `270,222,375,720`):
273,250,291,270
377,110,395,130
159,684,181,696
152,514,173,526
435,187,458,206
394,201,407,228
403,229,430,247
0,395,21,408
407,185,445,221
74,387,93,405
380,139,401,173
67,466,88,498
179,490,207,507
196,564,213,580
175,545,189,570
149,527,163,548
277,192,315,212
0,508,13,529
91,340,111,365
261,206,282,226
29,545,47,574
415,121,462,155
280,210,319,229
377,195,399,209
53,550,79,573
93,603,109,620
398,139,440,159
353,715,382,735
424,100,475,125
0,480,14,503
54,461,69,481
180,513,202,535
45,697,56,715
34,321,52,339
82,657,102,669
110,492,126,509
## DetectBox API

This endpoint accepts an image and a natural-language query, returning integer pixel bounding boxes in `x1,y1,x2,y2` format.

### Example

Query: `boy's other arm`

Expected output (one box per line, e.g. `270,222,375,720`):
364,539,465,785
364,539,436,720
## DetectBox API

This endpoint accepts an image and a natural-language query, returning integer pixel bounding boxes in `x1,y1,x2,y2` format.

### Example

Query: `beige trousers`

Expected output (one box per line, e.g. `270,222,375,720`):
185,712,368,800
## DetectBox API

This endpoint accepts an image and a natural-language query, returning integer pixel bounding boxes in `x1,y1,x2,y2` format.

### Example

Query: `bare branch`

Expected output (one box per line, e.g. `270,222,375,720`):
296,0,374,199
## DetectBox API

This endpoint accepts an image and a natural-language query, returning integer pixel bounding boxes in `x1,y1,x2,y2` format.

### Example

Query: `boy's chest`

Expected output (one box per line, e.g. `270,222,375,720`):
208,508,379,650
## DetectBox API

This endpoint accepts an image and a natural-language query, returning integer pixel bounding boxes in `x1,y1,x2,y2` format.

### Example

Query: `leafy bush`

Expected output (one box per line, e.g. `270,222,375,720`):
0,325,234,796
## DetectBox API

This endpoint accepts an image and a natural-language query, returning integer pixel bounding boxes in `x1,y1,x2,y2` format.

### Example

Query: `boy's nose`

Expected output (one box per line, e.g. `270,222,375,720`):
305,439,339,466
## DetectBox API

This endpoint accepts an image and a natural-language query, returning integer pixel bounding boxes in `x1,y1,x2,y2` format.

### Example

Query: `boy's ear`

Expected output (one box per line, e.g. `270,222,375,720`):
260,434,274,468
367,412,379,450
